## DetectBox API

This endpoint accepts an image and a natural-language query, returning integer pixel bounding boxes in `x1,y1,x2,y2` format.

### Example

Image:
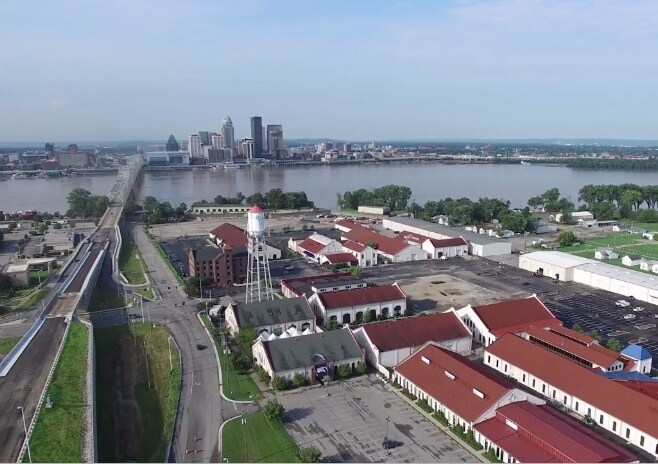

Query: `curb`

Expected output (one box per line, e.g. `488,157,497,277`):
218,415,243,461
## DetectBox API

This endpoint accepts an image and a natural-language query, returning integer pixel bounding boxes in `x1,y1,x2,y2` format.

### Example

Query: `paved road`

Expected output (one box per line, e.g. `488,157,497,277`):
132,223,225,463
0,317,67,462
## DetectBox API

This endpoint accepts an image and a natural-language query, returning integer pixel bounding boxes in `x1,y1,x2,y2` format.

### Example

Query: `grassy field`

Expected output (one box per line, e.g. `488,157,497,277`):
583,233,641,247
16,287,49,311
29,270,50,286
200,314,260,401
0,286,48,311
0,337,20,356
119,228,148,285
29,322,89,463
95,323,180,463
222,411,299,463
621,244,658,260
135,288,157,300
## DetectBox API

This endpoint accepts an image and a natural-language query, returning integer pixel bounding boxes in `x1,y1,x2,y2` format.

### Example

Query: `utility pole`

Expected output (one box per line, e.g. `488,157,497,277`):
140,297,145,324
385,416,390,455
143,341,151,389
168,336,173,371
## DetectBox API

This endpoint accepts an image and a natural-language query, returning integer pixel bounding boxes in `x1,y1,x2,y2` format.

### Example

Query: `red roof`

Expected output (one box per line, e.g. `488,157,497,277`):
398,230,430,243
474,402,638,463
547,325,595,345
297,237,326,254
342,240,366,252
526,326,621,369
323,253,358,264
472,295,560,337
335,219,358,230
428,237,468,248
209,223,247,248
395,343,516,422
486,333,658,439
362,312,470,352
249,205,263,213
281,271,352,296
317,284,406,310
614,380,658,400
343,227,411,256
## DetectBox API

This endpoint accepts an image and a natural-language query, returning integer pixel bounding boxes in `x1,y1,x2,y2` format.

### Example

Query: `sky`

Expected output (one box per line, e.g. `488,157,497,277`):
2,0,658,142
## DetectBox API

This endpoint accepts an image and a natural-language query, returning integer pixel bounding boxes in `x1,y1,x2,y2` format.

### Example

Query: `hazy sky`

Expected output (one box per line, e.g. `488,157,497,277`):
2,0,658,142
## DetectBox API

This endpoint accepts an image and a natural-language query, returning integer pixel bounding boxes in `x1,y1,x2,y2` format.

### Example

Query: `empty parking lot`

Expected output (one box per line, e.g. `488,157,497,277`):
275,375,474,463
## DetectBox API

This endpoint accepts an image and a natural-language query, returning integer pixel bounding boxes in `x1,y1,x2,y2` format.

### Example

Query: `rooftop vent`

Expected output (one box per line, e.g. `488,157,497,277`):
421,356,430,365
472,388,485,399
445,370,455,380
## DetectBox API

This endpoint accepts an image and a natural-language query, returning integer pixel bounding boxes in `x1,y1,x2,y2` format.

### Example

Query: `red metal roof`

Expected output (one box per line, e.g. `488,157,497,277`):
397,230,430,243
297,237,326,255
614,380,658,400
473,295,559,337
474,402,638,463
395,343,515,422
486,333,658,439
335,219,358,230
249,205,263,213
362,312,470,352
526,326,621,369
317,284,406,310
209,223,248,247
343,227,411,256
547,326,595,345
342,240,366,252
324,253,358,264
428,237,468,248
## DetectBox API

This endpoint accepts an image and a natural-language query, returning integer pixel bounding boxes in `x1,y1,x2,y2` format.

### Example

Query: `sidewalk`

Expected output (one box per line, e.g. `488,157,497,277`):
384,380,489,463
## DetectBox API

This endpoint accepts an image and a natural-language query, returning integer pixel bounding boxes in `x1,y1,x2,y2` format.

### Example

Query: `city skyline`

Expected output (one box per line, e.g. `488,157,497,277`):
2,0,658,142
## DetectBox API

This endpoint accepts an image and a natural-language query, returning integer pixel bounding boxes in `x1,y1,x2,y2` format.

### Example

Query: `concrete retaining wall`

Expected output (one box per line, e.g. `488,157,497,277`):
77,243,109,313
78,318,97,463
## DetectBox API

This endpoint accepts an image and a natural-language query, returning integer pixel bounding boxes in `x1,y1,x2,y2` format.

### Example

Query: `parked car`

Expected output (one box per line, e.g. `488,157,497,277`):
615,300,631,307
624,314,636,320
633,306,645,312
284,265,295,271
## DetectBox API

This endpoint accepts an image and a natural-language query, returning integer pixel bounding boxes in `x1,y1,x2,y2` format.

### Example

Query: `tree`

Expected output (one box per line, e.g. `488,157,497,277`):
403,308,413,317
270,376,288,392
355,361,367,375
337,364,352,378
557,231,577,248
366,240,378,250
572,323,583,333
362,310,373,323
0,274,13,291
52,222,62,230
235,327,258,363
349,267,362,278
587,330,602,342
325,319,341,331
184,277,199,297
292,373,307,388
606,337,621,352
296,446,323,463
263,398,285,421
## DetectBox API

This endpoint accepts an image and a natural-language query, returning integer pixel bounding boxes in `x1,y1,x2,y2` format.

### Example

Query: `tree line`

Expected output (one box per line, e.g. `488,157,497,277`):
336,185,412,211
577,184,658,221
539,158,658,170
192,189,314,210
66,188,109,218
142,196,188,224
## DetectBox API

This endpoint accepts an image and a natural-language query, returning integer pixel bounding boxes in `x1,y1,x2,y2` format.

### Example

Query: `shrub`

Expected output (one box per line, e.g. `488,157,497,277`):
417,398,433,413
230,354,250,374
337,364,352,379
271,375,289,391
302,224,309,231
263,398,285,422
402,388,417,401
402,308,413,317
451,424,483,451
292,373,307,388
433,411,449,426
296,446,322,463
485,449,502,463
355,361,367,375
256,365,270,383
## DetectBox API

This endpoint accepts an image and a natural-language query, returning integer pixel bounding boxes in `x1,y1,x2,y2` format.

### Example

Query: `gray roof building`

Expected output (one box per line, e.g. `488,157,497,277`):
262,328,363,372
232,296,314,328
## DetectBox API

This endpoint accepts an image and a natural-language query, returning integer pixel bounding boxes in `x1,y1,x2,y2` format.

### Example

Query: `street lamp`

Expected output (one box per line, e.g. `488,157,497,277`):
385,416,390,455
18,406,32,463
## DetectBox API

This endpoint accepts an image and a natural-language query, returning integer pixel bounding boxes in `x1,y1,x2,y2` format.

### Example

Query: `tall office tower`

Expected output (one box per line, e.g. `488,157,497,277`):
241,138,255,159
266,124,284,159
245,205,273,303
166,135,179,151
45,143,54,158
263,127,267,155
198,131,211,146
211,133,223,150
188,133,202,158
250,116,263,157
221,116,235,161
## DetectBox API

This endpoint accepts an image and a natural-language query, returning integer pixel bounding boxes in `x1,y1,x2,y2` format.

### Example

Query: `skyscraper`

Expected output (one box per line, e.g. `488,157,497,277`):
211,133,223,150
221,116,235,161
198,131,211,146
166,134,179,151
250,116,263,158
266,125,284,159
189,133,202,158
241,138,255,159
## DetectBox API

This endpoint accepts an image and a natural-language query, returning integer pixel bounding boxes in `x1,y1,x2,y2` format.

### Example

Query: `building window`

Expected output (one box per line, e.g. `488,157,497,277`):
612,421,617,432
640,436,644,447
504,364,507,373
496,360,499,368
626,428,630,439
575,401,579,411
551,389,554,398
522,374,526,382
487,355,491,363
599,414,604,425
532,379,536,388
563,396,567,404
542,385,546,394
587,408,591,417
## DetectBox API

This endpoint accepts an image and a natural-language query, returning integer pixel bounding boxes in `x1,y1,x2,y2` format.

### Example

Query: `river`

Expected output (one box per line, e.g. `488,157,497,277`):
2,164,658,213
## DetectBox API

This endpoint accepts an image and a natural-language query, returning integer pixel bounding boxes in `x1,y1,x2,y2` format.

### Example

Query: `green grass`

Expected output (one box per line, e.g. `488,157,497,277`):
135,288,157,300
584,233,641,247
0,337,20,356
200,314,260,401
119,231,148,285
154,241,185,286
0,286,48,311
29,270,51,286
622,244,658,259
29,322,89,463
620,221,658,232
222,411,299,463
95,323,181,462
17,287,49,311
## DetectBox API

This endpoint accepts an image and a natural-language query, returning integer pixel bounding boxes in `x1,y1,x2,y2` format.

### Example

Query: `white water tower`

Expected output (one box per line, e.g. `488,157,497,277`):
245,205,273,303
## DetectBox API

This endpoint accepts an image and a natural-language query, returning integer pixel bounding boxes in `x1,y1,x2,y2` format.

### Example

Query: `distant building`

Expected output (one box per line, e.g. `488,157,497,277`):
188,134,202,158
250,116,263,157
267,124,284,159
67,144,79,154
198,131,210,146
211,133,223,150
240,138,255,159
58,152,89,167
45,143,54,158
221,116,235,161
166,135,179,152
145,151,190,166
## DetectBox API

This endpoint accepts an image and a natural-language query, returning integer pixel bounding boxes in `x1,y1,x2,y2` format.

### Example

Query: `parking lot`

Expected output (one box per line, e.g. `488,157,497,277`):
275,375,474,463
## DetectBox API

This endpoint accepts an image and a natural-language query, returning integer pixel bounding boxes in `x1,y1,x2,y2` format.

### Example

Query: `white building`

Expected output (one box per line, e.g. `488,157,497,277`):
188,133,202,158
595,249,618,260
144,151,190,166
357,206,390,215
193,205,251,215
422,237,468,259
620,344,653,374
252,328,363,383
340,222,427,263
573,262,658,305
454,295,560,347
308,283,407,325
341,240,378,267
485,333,658,458
623,254,642,267
382,216,512,257
352,312,471,377
519,251,596,282
240,137,255,159
640,259,658,272
555,211,594,223
211,133,223,150
290,234,343,263
224,296,315,336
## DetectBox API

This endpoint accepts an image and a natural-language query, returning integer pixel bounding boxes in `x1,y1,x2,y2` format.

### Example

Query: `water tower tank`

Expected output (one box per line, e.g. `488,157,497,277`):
247,205,265,237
